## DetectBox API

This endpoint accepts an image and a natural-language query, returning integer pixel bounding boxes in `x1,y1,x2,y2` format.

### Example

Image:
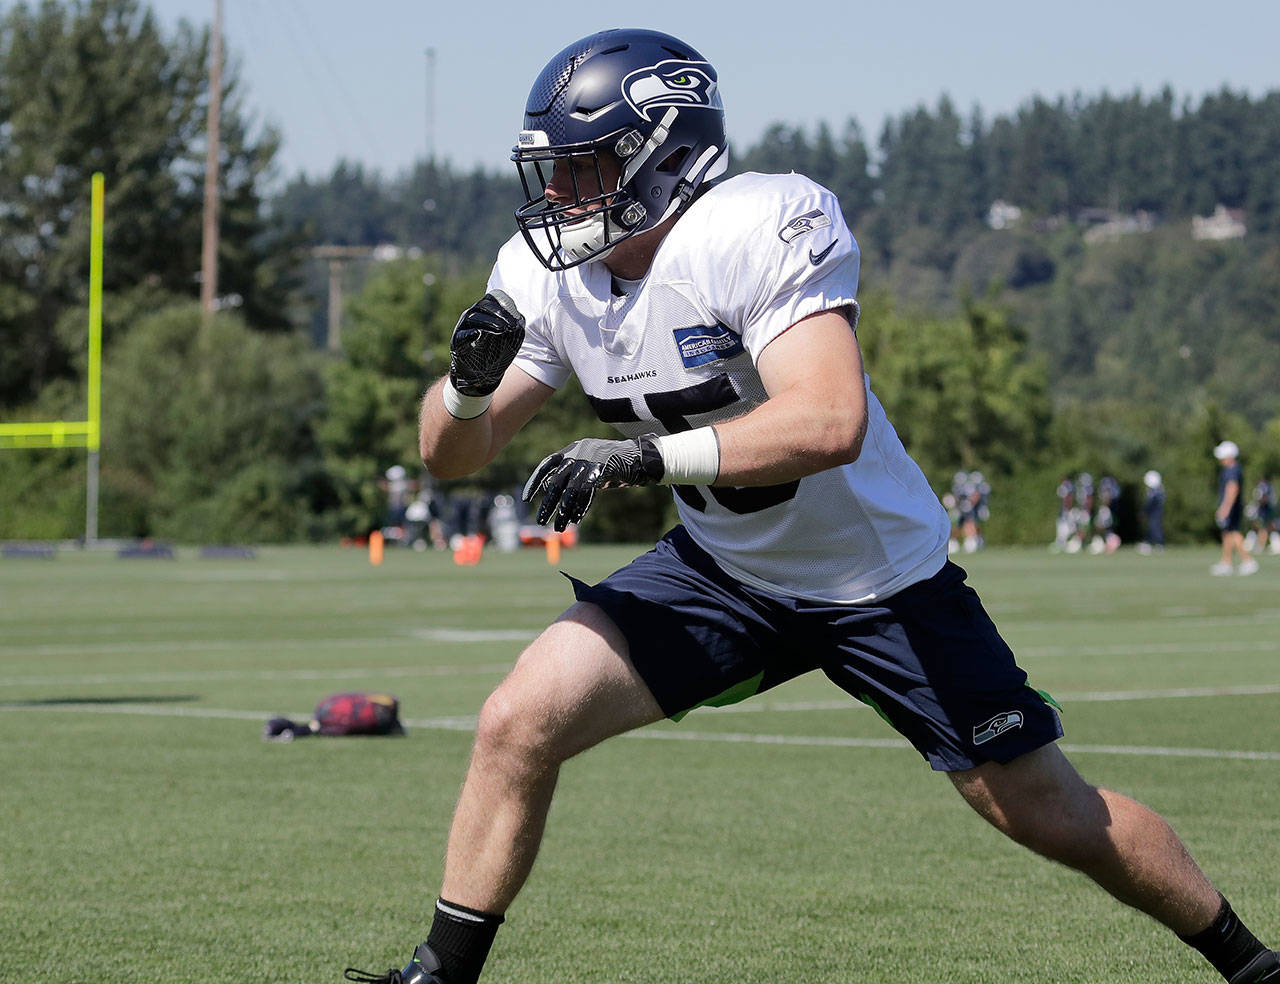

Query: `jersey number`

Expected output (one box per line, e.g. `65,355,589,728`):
589,374,799,515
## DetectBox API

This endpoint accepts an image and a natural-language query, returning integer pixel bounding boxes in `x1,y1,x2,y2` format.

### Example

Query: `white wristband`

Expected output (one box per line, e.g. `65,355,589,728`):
442,379,492,420
654,427,720,485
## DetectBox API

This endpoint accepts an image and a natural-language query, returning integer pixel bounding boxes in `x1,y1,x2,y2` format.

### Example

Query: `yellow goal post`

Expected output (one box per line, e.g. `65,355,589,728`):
0,172,104,539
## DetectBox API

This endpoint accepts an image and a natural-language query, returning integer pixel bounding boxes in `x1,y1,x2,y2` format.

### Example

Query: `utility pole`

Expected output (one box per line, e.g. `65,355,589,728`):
311,246,373,351
200,0,223,326
425,47,436,162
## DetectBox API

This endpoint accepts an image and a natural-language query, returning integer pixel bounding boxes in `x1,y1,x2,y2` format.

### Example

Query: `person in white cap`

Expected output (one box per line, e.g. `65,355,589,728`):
382,464,414,531
1211,441,1258,575
1138,469,1165,554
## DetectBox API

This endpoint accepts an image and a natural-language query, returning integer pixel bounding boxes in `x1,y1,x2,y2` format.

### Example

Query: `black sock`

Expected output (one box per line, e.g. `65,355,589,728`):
1178,896,1271,982
425,898,504,984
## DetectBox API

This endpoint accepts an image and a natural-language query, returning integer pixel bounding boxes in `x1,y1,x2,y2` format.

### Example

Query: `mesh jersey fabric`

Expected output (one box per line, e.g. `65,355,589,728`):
490,171,950,602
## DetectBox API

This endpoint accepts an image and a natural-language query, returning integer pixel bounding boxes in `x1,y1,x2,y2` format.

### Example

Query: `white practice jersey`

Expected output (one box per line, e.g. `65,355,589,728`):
491,171,950,603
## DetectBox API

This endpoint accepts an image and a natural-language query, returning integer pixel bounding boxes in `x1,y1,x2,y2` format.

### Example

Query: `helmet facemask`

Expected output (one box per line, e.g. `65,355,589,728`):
513,127,653,271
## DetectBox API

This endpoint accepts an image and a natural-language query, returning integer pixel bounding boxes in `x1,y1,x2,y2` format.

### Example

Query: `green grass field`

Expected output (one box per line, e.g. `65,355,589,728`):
2,544,1277,984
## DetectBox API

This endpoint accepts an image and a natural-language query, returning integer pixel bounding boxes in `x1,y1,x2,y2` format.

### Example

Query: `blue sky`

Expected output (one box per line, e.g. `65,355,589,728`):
150,0,1280,183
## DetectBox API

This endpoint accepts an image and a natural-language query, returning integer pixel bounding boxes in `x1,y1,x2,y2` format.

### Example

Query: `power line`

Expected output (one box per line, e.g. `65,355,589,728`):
279,0,390,165
425,46,436,162
257,3,354,169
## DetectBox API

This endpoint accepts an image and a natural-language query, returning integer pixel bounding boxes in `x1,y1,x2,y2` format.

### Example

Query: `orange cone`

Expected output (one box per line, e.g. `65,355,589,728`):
454,534,484,566
545,531,561,565
369,529,384,566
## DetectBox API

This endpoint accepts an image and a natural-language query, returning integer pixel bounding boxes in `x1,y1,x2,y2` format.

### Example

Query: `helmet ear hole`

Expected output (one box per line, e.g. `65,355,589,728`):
656,146,690,174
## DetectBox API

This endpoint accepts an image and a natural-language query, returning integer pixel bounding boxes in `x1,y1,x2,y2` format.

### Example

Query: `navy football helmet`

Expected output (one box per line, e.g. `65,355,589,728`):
513,29,729,270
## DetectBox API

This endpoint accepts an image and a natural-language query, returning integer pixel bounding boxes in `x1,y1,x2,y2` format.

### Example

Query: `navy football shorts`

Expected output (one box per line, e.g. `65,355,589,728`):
569,526,1062,772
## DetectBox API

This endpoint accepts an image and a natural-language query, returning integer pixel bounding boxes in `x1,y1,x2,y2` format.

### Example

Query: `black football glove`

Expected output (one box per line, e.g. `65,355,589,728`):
522,436,665,531
449,290,525,397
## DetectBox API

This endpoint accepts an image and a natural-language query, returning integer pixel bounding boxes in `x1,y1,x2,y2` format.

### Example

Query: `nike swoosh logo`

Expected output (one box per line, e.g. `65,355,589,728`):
809,238,838,265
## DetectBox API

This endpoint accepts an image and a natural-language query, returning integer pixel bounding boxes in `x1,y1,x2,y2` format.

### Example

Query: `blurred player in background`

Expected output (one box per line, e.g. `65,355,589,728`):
962,470,990,553
1138,470,1165,554
1211,441,1258,576
943,471,965,554
1243,475,1277,555
1054,473,1076,551
1065,471,1095,553
381,464,412,528
1091,474,1122,554
344,29,1280,984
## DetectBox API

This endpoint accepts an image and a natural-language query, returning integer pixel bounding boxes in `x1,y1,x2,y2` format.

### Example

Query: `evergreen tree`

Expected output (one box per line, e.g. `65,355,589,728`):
0,0,291,408
857,290,1050,482
878,96,974,237
102,303,326,541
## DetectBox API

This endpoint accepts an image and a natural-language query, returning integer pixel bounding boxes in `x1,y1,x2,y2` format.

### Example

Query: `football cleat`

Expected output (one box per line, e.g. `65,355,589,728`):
344,942,445,984
1230,949,1280,984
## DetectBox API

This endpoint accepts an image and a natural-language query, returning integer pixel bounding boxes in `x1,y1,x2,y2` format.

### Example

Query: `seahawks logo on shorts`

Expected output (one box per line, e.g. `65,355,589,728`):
972,710,1024,746
778,208,832,244
622,60,719,121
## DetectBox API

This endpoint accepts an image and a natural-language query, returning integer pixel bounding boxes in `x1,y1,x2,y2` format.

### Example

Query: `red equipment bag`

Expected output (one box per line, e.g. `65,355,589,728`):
264,692,405,741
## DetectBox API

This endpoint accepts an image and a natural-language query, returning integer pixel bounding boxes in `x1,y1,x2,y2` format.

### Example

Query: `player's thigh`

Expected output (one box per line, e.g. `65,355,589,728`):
488,600,664,761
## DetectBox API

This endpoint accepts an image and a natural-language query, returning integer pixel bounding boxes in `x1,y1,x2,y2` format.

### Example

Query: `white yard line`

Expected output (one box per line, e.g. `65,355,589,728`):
0,628,537,660
630,729,1280,762
0,663,514,687
1055,683,1280,702
666,683,1280,714
0,633,1271,669
1007,611,1280,632
2,661,1278,708
1056,743,1280,762
1017,639,1280,658
1,703,1277,763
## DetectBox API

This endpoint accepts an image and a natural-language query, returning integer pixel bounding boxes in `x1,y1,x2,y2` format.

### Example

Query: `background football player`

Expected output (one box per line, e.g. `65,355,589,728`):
1212,441,1259,576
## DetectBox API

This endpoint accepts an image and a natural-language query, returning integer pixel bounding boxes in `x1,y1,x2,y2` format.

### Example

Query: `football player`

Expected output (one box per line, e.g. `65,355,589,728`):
1212,441,1259,576
946,469,970,553
1243,475,1277,554
345,29,1278,984
1139,469,1166,554
1072,471,1096,553
963,469,990,552
1054,473,1076,551
1092,474,1122,554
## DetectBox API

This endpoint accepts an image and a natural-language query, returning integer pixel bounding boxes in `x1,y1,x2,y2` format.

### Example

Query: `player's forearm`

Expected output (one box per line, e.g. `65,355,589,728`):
711,386,866,486
419,377,498,480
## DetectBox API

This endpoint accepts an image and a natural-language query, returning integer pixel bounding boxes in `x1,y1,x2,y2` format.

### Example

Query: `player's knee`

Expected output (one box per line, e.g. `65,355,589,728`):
474,684,562,773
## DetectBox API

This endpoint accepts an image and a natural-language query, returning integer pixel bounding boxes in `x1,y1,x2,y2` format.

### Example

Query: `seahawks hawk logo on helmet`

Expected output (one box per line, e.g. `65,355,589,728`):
621,60,719,121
